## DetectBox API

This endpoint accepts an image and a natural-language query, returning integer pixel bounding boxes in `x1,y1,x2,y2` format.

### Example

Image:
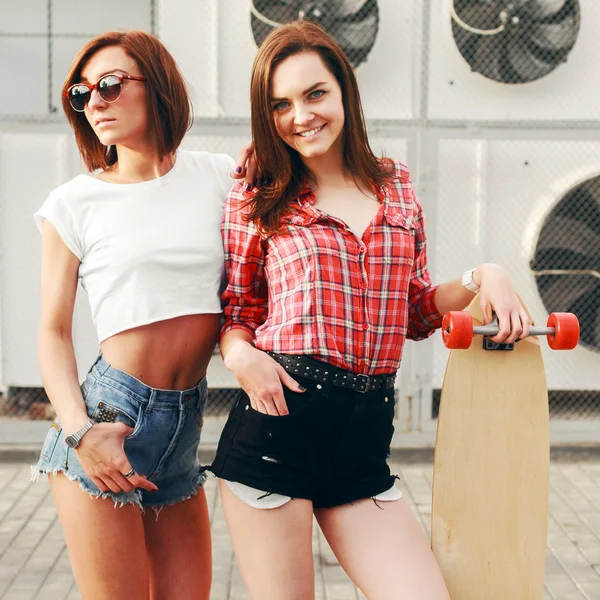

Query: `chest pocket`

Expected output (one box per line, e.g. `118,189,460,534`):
385,206,416,229
380,211,417,268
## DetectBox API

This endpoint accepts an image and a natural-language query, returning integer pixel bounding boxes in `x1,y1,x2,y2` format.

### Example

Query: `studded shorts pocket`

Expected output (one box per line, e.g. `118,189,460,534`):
82,379,143,436
92,401,133,425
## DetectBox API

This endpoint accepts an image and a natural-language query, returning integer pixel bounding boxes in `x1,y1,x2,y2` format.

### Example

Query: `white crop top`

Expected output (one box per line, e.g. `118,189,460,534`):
34,149,235,342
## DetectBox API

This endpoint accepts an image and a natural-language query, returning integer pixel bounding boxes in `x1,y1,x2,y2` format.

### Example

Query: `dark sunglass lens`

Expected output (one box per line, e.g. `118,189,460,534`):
98,75,122,103
69,85,91,111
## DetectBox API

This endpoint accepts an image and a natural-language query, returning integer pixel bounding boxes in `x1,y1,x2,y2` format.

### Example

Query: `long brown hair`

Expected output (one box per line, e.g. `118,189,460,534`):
248,20,392,235
62,30,192,171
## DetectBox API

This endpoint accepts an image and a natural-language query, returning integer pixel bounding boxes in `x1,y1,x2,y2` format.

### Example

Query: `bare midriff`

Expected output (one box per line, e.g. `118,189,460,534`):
100,313,222,390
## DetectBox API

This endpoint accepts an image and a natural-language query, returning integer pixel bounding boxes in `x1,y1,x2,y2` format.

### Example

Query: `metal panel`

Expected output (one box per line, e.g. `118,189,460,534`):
428,0,600,122
432,137,600,393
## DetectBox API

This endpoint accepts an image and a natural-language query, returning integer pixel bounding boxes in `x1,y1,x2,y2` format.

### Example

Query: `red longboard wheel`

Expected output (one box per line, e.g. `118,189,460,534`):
547,312,580,350
442,311,473,349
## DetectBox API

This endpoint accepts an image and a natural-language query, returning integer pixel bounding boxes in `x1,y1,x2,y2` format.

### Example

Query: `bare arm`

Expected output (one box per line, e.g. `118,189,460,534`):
432,278,478,317
220,328,254,364
38,221,157,493
38,220,88,434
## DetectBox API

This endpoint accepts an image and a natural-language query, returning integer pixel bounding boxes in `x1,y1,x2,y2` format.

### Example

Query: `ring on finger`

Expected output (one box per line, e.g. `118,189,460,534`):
122,468,135,479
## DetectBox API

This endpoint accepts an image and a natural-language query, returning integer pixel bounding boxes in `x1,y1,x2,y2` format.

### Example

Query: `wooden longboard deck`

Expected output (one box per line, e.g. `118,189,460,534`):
432,296,549,600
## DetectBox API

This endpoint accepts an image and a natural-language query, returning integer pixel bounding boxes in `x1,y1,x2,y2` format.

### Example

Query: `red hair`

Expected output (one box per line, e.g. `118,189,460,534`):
62,30,191,171
247,20,392,235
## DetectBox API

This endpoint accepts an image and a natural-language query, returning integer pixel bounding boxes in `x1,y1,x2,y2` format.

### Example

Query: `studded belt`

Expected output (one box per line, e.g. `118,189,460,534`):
266,352,396,394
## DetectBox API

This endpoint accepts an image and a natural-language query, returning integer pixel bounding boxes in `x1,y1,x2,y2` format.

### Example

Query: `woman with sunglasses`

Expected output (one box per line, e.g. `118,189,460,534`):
211,21,531,599
31,30,234,599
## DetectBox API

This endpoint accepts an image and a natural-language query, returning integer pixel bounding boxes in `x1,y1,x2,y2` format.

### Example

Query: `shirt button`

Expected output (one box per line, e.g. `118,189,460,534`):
362,323,369,330
361,282,368,290
364,359,370,366
359,245,366,253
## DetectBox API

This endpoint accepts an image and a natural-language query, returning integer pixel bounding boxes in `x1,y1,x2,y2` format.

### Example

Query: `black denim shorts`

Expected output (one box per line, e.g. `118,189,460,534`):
210,357,397,509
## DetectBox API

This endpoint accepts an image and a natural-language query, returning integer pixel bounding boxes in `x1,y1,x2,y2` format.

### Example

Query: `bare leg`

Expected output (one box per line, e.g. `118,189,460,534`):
143,489,212,600
50,474,149,600
219,480,315,600
315,498,450,600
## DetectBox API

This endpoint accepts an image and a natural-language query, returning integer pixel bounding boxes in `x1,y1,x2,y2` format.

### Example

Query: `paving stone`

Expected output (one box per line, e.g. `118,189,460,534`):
0,462,598,598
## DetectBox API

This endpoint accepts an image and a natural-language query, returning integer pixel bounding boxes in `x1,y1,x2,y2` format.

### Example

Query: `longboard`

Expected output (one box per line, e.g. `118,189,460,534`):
431,296,560,599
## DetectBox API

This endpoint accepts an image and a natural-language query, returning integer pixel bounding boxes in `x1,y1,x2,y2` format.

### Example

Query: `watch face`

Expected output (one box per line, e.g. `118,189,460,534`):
64,435,77,448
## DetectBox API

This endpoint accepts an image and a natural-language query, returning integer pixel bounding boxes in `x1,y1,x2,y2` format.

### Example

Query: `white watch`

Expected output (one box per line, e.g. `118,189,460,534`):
461,268,480,294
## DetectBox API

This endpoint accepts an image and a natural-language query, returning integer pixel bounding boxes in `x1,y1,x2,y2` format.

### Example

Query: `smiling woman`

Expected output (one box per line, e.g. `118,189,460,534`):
246,21,390,237
270,56,344,160
210,19,531,600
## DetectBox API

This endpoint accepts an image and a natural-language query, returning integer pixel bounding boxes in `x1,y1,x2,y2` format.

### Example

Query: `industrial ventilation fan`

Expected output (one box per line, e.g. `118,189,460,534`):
530,176,600,352
450,0,581,84
250,0,379,68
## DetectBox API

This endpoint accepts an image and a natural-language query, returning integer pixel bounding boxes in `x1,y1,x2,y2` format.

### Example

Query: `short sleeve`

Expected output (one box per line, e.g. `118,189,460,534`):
34,191,83,260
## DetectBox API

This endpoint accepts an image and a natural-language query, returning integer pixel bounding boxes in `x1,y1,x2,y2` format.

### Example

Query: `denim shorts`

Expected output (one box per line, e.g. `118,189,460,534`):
31,355,208,511
210,355,398,509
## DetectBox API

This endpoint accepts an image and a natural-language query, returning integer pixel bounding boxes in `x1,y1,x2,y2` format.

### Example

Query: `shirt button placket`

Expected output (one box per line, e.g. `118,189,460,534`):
357,243,370,373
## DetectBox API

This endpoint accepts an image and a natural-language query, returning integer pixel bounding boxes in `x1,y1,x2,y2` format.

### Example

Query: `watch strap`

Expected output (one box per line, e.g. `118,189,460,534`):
462,268,481,293
65,419,95,448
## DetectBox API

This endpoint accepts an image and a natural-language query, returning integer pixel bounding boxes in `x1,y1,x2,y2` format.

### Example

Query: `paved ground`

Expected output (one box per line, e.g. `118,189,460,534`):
0,460,599,599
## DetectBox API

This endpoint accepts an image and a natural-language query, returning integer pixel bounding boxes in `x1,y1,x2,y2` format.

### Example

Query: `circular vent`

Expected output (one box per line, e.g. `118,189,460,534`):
250,0,379,68
530,176,600,352
451,0,580,84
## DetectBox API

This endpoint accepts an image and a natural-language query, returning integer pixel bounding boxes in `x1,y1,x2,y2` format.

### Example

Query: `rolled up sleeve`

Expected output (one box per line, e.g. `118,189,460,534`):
406,195,443,341
220,184,268,340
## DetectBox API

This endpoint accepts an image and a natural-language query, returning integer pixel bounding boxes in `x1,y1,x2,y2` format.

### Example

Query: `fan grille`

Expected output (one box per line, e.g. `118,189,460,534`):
451,0,581,84
250,0,379,68
531,175,600,352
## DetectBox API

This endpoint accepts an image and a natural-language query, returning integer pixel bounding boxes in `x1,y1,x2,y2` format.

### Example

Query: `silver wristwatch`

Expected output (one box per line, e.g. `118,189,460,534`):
461,268,481,294
64,419,95,448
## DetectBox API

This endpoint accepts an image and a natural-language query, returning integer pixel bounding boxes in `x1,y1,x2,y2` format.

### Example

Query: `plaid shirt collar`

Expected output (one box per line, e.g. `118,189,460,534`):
284,180,413,228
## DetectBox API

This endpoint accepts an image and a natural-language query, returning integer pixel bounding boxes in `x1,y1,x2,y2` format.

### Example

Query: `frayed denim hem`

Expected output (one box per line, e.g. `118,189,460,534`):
143,469,208,520
29,464,143,510
30,464,208,519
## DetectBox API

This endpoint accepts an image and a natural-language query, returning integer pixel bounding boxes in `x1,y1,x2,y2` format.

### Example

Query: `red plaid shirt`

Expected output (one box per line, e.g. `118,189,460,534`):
221,160,442,375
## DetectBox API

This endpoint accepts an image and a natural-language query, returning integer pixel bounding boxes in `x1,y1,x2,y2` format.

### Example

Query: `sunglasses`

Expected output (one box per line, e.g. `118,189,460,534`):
66,73,146,112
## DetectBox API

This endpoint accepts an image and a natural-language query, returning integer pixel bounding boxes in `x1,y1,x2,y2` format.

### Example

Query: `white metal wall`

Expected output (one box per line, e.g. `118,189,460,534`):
432,137,600,392
1,0,598,438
